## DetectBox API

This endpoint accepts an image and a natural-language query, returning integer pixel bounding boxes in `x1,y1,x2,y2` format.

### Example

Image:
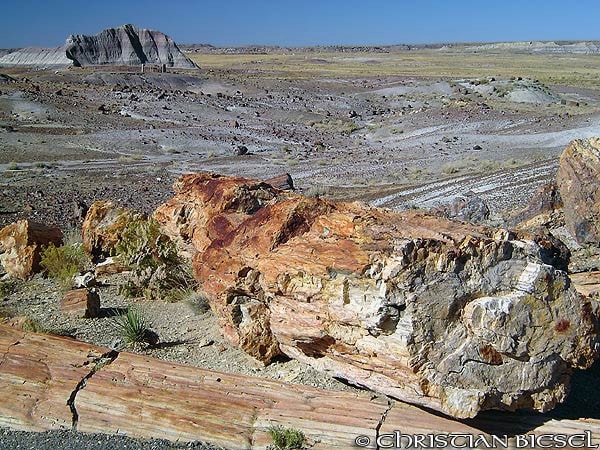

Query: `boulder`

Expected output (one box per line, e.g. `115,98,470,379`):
508,183,563,229
60,288,101,319
65,24,197,69
0,220,63,279
234,145,249,156
157,173,599,419
264,173,294,191
82,200,142,261
556,138,600,244
432,191,490,223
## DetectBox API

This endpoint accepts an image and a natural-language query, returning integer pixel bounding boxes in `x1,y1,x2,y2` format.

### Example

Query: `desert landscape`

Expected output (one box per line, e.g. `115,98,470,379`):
0,23,599,450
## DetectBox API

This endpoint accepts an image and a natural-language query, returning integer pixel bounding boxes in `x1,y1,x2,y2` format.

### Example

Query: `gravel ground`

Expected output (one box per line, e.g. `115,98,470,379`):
0,428,225,450
0,273,359,393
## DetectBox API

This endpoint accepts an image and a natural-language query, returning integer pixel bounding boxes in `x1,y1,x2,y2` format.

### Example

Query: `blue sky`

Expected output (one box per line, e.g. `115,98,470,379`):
2,0,600,48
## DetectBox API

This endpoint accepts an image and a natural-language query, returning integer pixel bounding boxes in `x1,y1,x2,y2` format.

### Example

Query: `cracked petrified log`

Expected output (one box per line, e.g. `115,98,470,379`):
0,324,491,449
155,174,600,419
0,219,63,279
2,325,599,448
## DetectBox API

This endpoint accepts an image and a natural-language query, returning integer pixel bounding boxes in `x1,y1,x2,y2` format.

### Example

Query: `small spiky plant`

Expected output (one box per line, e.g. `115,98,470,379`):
112,307,153,346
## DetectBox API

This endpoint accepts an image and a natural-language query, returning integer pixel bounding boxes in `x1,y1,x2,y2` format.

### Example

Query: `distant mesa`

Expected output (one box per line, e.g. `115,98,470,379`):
0,24,197,69
65,24,197,68
463,40,600,54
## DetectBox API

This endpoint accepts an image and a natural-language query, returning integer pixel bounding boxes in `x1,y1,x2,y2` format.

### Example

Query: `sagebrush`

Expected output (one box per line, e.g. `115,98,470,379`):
0,279,18,299
40,241,90,290
267,425,305,450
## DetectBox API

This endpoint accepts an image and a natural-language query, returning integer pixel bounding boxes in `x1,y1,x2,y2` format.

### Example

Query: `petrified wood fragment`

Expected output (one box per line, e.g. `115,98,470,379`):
0,220,63,279
61,288,101,319
82,200,142,261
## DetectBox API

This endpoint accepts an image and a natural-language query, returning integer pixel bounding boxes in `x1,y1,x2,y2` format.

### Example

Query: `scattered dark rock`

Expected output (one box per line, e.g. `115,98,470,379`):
264,173,294,191
234,145,248,156
432,191,490,223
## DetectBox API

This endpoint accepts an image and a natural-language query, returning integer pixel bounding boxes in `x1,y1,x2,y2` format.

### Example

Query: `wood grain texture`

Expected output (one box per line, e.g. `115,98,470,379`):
0,324,598,449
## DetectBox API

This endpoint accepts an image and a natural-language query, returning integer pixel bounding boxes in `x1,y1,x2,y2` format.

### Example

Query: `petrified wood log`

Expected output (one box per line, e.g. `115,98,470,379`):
61,288,101,319
2,325,599,448
0,324,488,449
155,174,600,419
264,173,294,191
0,219,63,279
154,174,282,259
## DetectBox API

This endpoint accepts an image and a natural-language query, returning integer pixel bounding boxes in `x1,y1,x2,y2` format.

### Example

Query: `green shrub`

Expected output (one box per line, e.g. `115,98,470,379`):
267,425,305,450
0,279,18,299
21,316,46,333
181,289,211,314
62,228,84,247
112,306,153,346
305,185,330,198
116,218,195,300
40,242,90,290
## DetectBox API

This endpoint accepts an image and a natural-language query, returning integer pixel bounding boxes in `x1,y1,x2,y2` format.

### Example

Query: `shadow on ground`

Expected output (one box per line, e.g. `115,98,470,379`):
98,307,128,318
463,359,600,435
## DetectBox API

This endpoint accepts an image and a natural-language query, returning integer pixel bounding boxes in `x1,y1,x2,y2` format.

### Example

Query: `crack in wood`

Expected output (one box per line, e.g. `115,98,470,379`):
67,349,119,431
375,397,393,450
